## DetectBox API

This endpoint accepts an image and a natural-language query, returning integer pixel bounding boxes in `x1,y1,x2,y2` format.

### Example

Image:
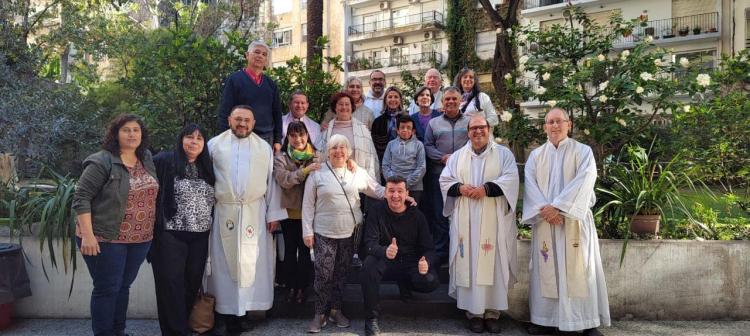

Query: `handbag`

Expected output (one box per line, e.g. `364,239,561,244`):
326,162,362,246
188,288,215,333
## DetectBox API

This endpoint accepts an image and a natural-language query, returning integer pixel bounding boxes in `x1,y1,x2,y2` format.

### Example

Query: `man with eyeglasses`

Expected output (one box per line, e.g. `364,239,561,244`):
439,115,520,334
364,70,387,119
407,68,444,114
522,108,610,336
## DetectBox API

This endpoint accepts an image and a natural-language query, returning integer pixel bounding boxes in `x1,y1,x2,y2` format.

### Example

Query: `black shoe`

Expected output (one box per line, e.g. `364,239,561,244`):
484,318,501,333
210,313,229,336
583,328,604,336
351,254,363,268
468,317,485,333
527,323,556,335
397,282,413,303
365,318,381,336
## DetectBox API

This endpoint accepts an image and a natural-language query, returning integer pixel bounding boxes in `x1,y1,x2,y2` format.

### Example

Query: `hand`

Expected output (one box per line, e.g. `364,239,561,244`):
273,143,281,153
386,238,398,260
441,154,451,164
418,256,429,275
304,235,314,249
307,162,321,172
321,121,329,130
459,184,475,197
549,214,564,225
346,159,359,172
80,234,100,256
540,205,560,224
405,196,417,207
267,221,279,233
469,186,487,200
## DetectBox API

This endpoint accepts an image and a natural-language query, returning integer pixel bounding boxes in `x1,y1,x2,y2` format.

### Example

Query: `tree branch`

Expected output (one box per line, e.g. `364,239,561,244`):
23,0,65,41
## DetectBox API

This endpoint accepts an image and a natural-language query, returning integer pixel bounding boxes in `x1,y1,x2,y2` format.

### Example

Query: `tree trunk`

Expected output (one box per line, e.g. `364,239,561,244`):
306,0,323,67
491,34,516,110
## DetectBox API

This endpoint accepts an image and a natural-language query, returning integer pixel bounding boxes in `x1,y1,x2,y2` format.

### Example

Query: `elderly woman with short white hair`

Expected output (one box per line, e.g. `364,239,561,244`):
302,134,408,333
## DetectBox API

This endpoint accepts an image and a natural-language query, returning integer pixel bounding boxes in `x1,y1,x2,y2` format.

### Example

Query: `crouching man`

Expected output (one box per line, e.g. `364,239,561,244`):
360,176,440,336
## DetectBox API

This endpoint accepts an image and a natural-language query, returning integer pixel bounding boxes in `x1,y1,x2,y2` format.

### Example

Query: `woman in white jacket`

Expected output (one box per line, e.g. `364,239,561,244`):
453,67,499,130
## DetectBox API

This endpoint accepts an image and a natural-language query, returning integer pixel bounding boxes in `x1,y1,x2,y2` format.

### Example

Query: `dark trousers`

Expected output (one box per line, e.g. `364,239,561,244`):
360,255,440,319
281,218,312,290
425,164,449,261
313,234,353,314
78,238,151,336
150,230,209,336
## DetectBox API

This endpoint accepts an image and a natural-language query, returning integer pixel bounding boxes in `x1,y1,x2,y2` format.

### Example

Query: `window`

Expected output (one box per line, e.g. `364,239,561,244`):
300,0,307,9
392,8,410,27
301,23,307,43
673,49,715,81
272,29,292,47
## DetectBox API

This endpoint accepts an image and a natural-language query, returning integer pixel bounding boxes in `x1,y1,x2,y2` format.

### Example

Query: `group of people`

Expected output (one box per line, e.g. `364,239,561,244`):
71,41,610,336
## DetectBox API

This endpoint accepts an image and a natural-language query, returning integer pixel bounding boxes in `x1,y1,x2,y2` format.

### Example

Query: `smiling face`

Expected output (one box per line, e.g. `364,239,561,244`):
385,90,401,110
334,97,353,121
290,94,309,119
229,108,255,138
369,71,386,95
468,116,490,150
385,181,409,213
442,90,461,118
460,70,475,92
245,45,268,71
416,88,433,108
182,130,205,162
287,131,309,151
543,108,571,146
346,80,363,101
424,69,441,92
328,143,349,167
397,119,414,140
117,121,142,152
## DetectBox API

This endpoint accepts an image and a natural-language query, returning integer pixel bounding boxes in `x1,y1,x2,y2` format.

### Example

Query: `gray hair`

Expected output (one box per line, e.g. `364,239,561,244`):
343,76,363,89
326,134,353,157
247,40,270,53
546,107,570,122
442,86,461,97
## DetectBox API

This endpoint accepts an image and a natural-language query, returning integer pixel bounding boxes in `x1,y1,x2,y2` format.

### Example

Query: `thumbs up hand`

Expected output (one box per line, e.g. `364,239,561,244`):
386,238,398,260
418,256,429,275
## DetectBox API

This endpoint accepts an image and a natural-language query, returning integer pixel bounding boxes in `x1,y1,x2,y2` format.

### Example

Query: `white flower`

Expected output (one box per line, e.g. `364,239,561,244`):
599,81,608,91
598,95,608,103
636,86,644,94
644,35,653,43
548,100,557,107
500,110,513,122
504,73,512,80
517,34,528,43
597,54,606,62
617,23,625,29
519,55,529,64
679,57,690,68
518,64,526,72
621,50,630,59
640,72,654,81
535,86,547,95
696,73,711,87
506,28,512,35
583,129,590,135
683,105,691,112
654,59,663,66
542,72,551,81
617,118,627,127
495,137,504,144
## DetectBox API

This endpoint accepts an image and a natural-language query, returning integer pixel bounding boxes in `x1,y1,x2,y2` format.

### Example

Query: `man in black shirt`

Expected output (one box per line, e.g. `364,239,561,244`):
360,176,440,336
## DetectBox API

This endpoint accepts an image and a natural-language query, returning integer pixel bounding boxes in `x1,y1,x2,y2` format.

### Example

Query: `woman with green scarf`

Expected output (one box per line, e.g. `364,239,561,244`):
273,121,321,304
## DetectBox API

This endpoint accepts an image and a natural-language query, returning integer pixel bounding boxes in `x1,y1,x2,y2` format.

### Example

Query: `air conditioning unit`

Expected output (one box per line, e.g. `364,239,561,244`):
393,36,404,45
424,31,436,39
379,1,390,10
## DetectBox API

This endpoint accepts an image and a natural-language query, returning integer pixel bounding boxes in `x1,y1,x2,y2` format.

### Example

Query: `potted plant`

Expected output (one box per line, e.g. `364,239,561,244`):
644,26,655,37
662,26,675,39
597,144,696,235
692,26,701,35
678,26,690,36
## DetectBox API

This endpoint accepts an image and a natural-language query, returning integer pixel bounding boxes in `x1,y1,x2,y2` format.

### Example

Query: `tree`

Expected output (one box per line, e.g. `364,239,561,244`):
306,0,323,65
477,0,521,110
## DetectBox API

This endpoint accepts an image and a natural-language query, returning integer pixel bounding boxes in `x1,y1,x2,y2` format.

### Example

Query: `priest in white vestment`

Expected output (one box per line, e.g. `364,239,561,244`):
522,108,610,336
439,115,519,334
205,106,287,332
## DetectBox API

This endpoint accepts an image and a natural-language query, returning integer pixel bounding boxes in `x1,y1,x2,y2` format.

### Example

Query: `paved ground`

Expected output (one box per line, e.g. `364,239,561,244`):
3,317,749,336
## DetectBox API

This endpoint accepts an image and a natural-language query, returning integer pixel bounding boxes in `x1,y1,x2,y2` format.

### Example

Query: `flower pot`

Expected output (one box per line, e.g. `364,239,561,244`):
630,214,661,234
644,27,655,36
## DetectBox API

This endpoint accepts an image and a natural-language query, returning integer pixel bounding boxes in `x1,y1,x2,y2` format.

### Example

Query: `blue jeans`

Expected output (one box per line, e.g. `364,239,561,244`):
77,238,151,336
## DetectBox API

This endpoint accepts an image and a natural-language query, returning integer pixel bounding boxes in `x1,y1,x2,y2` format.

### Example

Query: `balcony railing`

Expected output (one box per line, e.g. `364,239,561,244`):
523,0,565,10
613,12,719,45
348,11,444,36
349,51,443,71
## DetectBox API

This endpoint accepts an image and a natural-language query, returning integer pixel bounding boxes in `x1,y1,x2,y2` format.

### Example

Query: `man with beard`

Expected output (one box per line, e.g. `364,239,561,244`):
364,70,386,119
205,105,287,335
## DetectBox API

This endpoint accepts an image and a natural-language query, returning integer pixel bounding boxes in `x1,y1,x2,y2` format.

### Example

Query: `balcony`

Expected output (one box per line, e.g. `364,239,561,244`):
348,51,443,77
348,0,380,7
522,0,617,16
348,11,444,41
612,12,720,48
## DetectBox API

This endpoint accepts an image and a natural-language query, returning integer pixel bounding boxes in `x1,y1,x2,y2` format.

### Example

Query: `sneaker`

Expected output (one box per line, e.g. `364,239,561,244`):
364,318,381,336
328,309,351,328
306,314,327,333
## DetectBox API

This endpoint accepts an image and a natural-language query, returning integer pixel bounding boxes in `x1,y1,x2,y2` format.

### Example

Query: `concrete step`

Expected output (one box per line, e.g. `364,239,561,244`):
344,260,450,284
269,283,460,319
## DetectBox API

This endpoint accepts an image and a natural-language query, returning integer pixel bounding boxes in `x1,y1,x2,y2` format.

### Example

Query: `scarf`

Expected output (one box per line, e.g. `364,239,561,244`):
287,143,314,163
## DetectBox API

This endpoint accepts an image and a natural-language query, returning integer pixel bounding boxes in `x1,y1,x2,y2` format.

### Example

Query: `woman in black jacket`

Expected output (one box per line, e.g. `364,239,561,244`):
371,86,407,164
150,123,216,336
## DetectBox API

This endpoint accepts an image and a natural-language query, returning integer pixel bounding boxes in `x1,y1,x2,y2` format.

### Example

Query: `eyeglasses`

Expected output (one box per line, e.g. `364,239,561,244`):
468,125,489,132
545,119,569,125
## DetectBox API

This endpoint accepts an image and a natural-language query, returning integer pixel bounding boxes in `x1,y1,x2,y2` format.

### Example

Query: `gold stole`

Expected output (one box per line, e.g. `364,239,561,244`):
212,132,270,288
454,146,501,287
535,141,588,299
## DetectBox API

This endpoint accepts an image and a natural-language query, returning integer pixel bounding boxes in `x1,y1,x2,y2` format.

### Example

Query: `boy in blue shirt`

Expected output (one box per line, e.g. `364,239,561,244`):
381,115,427,203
